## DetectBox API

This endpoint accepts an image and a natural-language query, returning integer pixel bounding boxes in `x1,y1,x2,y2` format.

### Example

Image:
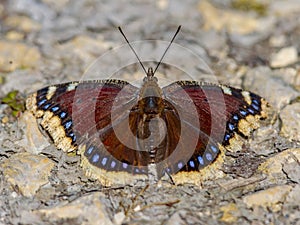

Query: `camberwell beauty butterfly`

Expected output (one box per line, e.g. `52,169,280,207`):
26,26,270,185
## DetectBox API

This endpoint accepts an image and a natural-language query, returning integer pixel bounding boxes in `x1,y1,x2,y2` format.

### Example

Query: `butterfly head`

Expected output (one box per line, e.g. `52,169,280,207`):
143,67,158,82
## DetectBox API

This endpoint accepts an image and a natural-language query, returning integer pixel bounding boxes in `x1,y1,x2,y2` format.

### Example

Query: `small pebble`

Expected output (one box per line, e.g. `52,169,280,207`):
270,46,298,68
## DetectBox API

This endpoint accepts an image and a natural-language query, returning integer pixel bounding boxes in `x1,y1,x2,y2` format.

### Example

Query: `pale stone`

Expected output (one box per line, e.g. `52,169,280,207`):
5,31,24,41
269,35,287,48
244,67,299,110
283,162,300,184
280,103,300,141
17,111,50,154
274,68,298,87
113,212,126,225
198,0,273,35
34,192,114,225
243,185,293,211
156,0,169,10
1,152,55,197
286,185,300,204
4,15,41,33
42,0,70,10
270,46,298,68
0,41,41,72
165,211,187,225
219,203,238,223
270,0,300,17
258,148,300,181
58,35,111,67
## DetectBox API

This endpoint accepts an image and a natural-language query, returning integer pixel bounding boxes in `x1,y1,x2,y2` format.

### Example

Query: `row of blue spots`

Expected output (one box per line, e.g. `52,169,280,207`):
188,152,213,169
37,98,69,122
174,146,218,170
89,150,136,172
133,167,146,174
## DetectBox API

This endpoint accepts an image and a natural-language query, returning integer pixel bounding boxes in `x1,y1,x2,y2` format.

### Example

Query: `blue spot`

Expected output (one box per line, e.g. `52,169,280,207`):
224,133,231,142
210,145,218,153
51,106,59,112
240,110,247,116
37,99,46,106
189,160,195,168
64,121,72,129
92,154,99,163
165,167,171,173
43,103,51,110
252,99,259,105
101,157,107,166
206,153,212,161
59,111,67,119
68,132,76,142
228,123,235,131
248,108,255,114
233,114,239,121
122,162,128,169
87,146,94,155
197,156,204,165
135,168,140,173
177,162,183,169
252,103,259,111
111,160,116,168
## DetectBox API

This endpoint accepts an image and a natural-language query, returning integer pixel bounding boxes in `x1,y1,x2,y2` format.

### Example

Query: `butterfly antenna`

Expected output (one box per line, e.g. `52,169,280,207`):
153,25,181,74
118,26,148,75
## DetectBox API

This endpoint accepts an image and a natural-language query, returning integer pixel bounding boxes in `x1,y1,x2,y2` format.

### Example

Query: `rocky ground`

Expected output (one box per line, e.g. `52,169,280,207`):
0,0,300,224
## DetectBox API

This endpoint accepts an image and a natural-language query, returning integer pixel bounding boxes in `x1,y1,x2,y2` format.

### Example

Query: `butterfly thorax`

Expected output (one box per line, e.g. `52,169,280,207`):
137,68,164,116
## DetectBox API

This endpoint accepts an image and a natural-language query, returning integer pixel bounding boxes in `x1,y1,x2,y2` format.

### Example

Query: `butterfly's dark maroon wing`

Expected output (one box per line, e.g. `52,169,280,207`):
161,81,269,175
26,80,153,184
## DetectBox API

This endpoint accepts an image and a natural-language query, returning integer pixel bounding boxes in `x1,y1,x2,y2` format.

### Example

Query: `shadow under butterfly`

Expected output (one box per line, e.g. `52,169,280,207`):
26,26,270,186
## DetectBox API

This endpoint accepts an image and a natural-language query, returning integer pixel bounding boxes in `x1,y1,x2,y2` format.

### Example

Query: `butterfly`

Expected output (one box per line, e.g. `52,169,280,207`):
26,26,270,185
